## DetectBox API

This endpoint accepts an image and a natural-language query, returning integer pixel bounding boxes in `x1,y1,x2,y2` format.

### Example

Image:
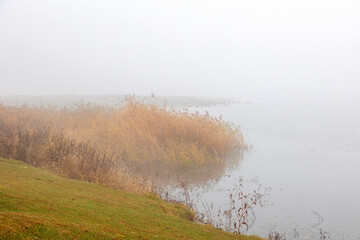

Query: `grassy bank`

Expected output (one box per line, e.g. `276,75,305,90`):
0,158,262,240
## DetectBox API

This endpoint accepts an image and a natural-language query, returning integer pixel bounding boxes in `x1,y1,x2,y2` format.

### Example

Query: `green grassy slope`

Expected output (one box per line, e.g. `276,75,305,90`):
0,158,263,240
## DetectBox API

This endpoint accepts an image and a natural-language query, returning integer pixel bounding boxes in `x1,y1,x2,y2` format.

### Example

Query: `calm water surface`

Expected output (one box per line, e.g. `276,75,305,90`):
187,97,360,240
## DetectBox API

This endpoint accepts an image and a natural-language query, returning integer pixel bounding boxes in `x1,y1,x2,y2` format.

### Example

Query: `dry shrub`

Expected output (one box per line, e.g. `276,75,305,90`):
0,97,246,192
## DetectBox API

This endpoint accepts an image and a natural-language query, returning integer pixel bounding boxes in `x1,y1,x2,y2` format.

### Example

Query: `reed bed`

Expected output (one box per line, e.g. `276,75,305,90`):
0,97,247,192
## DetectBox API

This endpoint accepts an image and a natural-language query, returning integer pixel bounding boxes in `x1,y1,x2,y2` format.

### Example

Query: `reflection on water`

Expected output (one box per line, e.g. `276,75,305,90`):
168,97,360,240
135,151,245,188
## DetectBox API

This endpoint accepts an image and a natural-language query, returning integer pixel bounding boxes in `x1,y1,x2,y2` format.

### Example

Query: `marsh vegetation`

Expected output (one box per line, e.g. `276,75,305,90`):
0,96,246,194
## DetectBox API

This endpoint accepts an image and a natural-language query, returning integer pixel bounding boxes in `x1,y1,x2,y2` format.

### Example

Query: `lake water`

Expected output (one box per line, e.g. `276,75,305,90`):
184,96,360,240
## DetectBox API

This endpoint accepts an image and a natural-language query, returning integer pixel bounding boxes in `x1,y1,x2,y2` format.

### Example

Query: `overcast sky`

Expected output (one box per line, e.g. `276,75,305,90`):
0,0,359,98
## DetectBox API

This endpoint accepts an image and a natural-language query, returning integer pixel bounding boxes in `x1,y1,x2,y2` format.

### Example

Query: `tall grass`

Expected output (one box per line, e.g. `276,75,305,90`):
0,97,247,192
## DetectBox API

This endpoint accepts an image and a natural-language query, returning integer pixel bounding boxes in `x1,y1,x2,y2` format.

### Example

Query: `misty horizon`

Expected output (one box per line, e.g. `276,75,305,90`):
1,0,359,99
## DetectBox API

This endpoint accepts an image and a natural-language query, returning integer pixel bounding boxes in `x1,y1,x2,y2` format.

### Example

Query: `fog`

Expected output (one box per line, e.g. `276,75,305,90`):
0,0,359,99
1,2,360,238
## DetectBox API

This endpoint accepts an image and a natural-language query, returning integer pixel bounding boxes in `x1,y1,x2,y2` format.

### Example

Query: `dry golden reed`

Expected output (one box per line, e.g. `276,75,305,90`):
0,97,247,192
